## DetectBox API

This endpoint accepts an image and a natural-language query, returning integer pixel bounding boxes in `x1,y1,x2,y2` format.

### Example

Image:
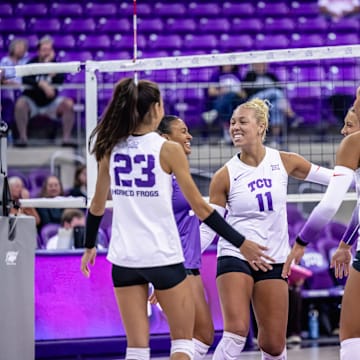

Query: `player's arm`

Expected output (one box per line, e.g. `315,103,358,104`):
280,151,333,185
200,166,229,252
85,155,110,249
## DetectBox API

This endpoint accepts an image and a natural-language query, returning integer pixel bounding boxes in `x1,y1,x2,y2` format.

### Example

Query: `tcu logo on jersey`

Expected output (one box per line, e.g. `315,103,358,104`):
247,178,272,192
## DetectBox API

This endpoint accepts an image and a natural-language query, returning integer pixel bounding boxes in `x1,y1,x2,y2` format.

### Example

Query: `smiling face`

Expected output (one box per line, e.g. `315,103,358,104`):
45,176,62,198
229,106,265,148
341,108,360,137
165,118,193,155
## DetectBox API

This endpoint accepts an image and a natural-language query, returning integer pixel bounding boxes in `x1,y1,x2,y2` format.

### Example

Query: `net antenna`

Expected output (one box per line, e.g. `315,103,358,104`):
133,0,138,85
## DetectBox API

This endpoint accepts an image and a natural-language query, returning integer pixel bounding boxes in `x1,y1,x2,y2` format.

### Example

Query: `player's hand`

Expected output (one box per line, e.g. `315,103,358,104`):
331,241,352,279
240,239,275,271
81,247,97,278
282,243,306,279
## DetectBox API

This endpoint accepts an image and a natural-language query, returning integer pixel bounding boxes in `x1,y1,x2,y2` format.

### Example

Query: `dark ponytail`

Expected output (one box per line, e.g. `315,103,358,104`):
89,77,161,161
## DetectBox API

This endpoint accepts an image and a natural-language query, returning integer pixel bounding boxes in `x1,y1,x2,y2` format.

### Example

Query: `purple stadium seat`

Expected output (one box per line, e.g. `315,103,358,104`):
231,18,262,33
28,18,61,33
23,35,39,51
97,18,131,33
28,169,51,197
297,16,329,34
290,2,320,17
138,18,164,33
0,18,26,33
256,1,289,17
255,34,289,50
50,3,83,17
77,34,111,50
327,65,360,82
142,69,178,83
62,18,96,33
166,18,196,33
287,86,324,125
198,18,231,33
179,67,214,83
0,3,13,16
154,3,187,17
290,33,325,48
183,34,217,51
15,3,48,17
119,3,151,17
84,3,117,17
112,34,146,50
222,2,255,16
40,223,61,249
52,35,77,50
326,33,359,46
330,17,359,32
264,18,295,33
148,34,182,50
269,64,289,82
59,50,93,62
290,65,326,82
188,2,221,17
139,49,169,58
218,34,253,52
95,50,132,61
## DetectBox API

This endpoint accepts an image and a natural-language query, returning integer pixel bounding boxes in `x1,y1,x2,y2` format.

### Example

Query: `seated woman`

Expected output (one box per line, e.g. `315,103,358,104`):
8,175,40,225
36,174,65,231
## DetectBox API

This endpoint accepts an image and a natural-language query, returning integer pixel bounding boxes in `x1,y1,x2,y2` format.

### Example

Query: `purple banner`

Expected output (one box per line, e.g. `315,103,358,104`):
35,249,222,340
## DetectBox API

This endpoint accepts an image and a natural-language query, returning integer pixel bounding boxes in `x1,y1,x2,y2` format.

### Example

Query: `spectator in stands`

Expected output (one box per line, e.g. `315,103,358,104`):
8,175,40,225
68,164,87,199
242,62,301,148
202,64,246,143
46,208,84,250
14,35,75,147
36,174,65,230
46,208,107,250
318,0,360,21
0,38,29,124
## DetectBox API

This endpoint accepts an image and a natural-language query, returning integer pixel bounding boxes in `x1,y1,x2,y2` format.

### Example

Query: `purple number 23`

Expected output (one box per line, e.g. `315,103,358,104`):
114,153,155,188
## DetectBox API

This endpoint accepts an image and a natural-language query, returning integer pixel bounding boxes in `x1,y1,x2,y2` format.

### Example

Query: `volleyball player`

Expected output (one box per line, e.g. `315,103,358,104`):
200,98,334,360
155,115,214,359
283,103,360,360
80,78,274,360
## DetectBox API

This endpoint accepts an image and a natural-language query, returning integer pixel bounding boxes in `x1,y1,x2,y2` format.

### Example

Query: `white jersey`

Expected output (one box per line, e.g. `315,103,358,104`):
217,147,290,263
107,132,184,268
355,168,360,251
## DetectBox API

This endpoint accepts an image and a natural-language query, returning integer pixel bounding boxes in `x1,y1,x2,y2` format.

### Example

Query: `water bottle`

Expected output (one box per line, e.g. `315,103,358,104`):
308,307,319,339
7,129,13,147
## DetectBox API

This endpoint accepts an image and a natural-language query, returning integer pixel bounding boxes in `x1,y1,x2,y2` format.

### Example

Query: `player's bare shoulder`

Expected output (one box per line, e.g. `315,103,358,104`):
337,131,360,169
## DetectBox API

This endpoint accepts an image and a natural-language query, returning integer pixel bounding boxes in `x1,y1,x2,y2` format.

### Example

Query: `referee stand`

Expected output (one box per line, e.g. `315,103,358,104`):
0,120,37,360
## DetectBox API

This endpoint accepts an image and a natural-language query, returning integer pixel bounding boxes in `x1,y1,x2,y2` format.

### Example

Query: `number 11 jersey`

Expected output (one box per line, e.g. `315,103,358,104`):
218,147,290,263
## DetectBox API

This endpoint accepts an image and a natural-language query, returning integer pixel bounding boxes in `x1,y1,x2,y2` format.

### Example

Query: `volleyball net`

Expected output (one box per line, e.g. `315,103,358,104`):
9,44,360,212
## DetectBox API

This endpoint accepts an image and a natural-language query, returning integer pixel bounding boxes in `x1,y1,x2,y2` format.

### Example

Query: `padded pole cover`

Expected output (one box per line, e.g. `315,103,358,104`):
0,216,37,360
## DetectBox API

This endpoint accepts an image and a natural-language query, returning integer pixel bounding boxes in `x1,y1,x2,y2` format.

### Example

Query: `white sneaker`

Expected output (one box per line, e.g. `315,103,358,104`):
202,109,218,124
287,335,301,344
